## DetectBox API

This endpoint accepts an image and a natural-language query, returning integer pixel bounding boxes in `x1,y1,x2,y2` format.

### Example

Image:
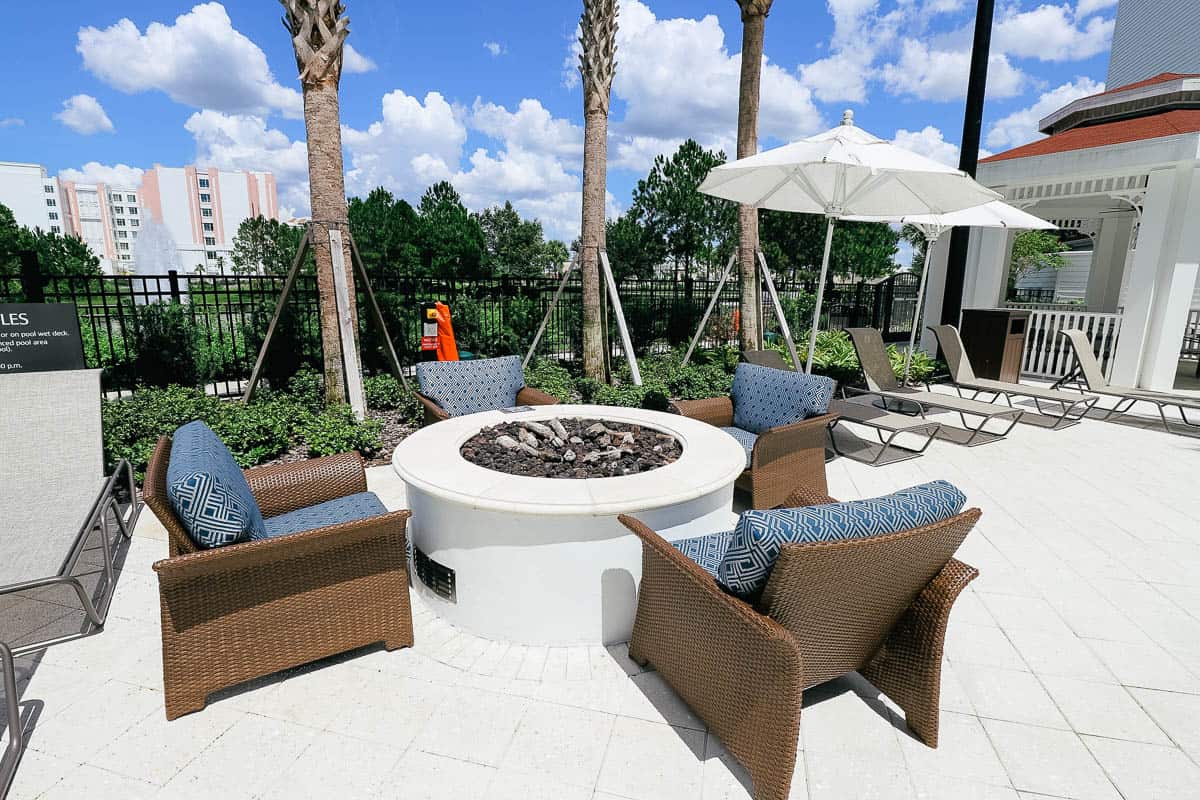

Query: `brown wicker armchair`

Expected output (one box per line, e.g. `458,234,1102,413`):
619,487,980,800
413,355,559,425
671,396,836,509
143,438,414,720
416,385,560,425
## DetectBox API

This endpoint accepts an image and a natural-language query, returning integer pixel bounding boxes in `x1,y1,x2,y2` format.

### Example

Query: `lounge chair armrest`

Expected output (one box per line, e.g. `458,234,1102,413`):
245,452,367,518
516,386,561,406
670,396,734,427
415,392,450,424
153,510,411,585
751,413,837,498
619,514,804,787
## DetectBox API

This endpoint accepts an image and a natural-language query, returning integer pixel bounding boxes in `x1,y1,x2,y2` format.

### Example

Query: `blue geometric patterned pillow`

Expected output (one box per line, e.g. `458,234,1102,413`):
731,362,835,434
416,356,526,417
671,530,734,579
717,480,967,597
167,421,266,548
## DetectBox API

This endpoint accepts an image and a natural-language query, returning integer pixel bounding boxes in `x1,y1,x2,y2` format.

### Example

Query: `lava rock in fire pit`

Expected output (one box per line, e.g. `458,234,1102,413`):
461,418,683,479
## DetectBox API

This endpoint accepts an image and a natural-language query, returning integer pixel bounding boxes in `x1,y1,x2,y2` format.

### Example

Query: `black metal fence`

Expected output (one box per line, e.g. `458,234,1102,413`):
1,269,920,396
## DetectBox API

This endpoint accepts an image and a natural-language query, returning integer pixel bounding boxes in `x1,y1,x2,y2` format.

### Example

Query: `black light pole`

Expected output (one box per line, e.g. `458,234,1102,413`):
941,0,996,324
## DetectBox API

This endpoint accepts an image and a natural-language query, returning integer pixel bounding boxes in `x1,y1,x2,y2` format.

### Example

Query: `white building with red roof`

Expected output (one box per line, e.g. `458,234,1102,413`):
921,72,1200,392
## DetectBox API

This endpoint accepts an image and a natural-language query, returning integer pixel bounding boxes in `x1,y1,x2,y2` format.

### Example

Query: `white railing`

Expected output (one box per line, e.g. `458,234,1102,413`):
1021,309,1123,380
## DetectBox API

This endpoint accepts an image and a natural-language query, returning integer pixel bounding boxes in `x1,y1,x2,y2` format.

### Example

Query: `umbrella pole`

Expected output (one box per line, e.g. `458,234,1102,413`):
805,216,837,373
902,233,938,384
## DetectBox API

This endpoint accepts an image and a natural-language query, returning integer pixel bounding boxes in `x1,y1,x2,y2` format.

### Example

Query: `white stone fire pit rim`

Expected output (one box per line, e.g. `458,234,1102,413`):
391,404,746,516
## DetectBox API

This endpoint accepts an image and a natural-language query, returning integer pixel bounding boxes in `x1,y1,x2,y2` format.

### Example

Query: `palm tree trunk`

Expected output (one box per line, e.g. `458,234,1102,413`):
736,3,771,352
581,106,608,380
303,79,359,404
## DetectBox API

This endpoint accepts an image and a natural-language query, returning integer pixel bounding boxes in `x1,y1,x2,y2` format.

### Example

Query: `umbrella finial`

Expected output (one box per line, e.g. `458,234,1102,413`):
841,109,854,126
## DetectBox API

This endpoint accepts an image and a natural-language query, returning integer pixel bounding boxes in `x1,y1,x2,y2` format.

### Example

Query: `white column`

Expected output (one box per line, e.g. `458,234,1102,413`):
962,227,1013,310
919,237,951,353
1085,214,1135,312
1110,164,1200,390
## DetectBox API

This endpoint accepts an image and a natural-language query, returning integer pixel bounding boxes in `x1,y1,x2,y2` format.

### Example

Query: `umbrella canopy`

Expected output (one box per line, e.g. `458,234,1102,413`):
699,110,1002,371
845,200,1058,382
699,111,1002,218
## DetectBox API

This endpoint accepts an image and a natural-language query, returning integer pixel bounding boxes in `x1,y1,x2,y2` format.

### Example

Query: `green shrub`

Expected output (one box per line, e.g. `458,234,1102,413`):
300,404,383,458
130,302,202,388
524,359,578,402
591,380,671,411
101,385,220,478
364,373,423,425
287,367,325,411
208,399,295,467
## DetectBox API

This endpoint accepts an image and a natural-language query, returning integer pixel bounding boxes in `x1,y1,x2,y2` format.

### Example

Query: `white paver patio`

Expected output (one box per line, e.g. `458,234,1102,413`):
4,394,1200,799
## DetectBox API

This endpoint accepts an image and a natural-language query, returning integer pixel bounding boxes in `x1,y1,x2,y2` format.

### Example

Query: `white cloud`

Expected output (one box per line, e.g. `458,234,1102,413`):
185,110,310,213
882,39,1027,101
0,117,25,128
568,0,821,172
77,2,302,119
986,76,1104,150
471,99,582,163
483,41,506,57
342,43,377,74
892,126,962,167
341,90,467,199
994,4,1114,62
1075,0,1118,19
55,94,115,135
59,161,145,188
800,52,873,104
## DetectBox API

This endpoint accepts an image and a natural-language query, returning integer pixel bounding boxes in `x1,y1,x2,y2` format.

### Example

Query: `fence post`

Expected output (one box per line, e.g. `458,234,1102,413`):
880,276,894,333
168,270,182,303
19,250,45,303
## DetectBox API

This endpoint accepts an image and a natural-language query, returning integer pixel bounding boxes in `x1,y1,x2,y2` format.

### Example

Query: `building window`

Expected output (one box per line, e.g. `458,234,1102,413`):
51,225,60,233
129,207,138,215
119,254,131,261
201,208,212,217
199,193,211,203
203,222,214,232
116,231,127,238
45,184,54,193
130,219,139,227
114,206,124,214
115,218,126,226
46,198,56,207
198,178,209,189
48,212,58,220
204,236,216,246
118,242,129,251
206,250,217,260
126,194,136,202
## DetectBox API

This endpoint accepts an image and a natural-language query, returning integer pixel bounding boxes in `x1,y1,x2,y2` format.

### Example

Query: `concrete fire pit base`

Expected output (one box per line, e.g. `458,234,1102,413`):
392,404,745,645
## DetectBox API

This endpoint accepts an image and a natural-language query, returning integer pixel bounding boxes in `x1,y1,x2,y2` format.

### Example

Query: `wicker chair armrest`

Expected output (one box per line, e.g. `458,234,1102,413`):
516,386,561,406
619,514,798,648
750,412,837,499
245,452,367,519
670,396,734,427
779,486,839,507
153,510,411,585
415,391,450,424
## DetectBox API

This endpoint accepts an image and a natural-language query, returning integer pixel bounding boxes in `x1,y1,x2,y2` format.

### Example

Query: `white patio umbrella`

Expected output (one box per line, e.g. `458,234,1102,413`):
845,200,1057,382
698,109,1002,371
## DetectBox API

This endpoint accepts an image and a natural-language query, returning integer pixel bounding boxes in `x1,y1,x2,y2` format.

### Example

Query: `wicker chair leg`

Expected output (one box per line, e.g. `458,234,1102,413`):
859,558,978,747
164,686,208,721
739,702,803,800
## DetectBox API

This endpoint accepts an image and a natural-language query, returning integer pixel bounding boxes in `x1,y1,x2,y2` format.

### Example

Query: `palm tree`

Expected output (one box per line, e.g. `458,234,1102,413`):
735,0,773,351
281,0,360,405
578,0,618,380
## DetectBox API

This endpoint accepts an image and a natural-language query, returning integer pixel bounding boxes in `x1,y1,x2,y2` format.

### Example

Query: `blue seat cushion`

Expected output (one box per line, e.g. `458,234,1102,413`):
167,421,266,549
416,356,526,417
672,530,734,579
257,491,388,540
717,480,967,597
719,427,757,468
731,362,835,434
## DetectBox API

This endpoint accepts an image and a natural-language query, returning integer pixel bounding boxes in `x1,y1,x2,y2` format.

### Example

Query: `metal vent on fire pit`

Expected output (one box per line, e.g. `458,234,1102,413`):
414,546,456,602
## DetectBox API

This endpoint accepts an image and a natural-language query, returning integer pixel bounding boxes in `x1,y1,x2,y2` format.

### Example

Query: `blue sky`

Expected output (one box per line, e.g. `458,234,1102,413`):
0,0,1117,240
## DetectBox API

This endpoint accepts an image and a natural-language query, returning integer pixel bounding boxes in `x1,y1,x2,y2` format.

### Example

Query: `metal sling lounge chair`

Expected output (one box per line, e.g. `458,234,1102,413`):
928,324,1098,429
0,369,140,798
1058,328,1200,433
845,328,1024,446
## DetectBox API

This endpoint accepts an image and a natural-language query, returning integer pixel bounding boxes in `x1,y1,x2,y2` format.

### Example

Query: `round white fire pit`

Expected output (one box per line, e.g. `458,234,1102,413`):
392,404,745,645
